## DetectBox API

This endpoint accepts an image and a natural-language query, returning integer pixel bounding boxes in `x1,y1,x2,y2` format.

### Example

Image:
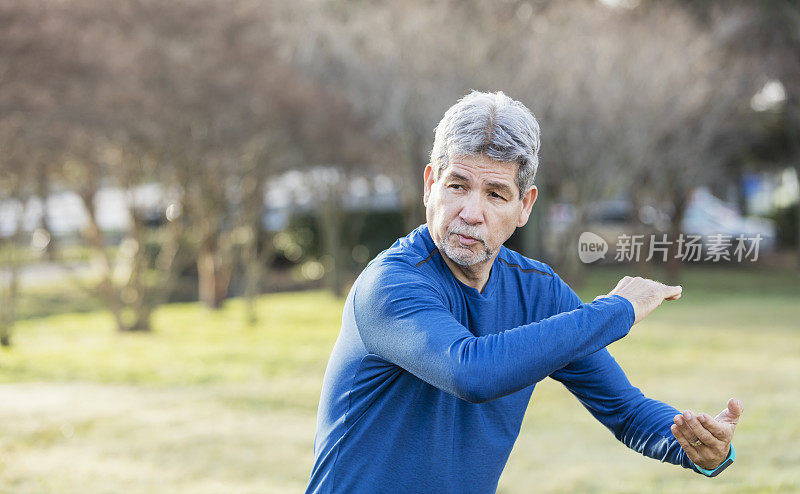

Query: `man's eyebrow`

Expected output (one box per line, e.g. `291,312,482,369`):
444,172,515,196
445,172,470,182
486,181,514,195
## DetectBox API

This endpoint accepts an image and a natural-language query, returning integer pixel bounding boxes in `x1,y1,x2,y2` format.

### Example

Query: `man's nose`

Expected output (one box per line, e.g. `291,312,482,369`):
458,192,484,225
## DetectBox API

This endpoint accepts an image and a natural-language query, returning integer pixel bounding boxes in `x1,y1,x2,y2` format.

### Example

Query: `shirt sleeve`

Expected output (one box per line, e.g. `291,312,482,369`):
547,273,699,472
352,261,635,404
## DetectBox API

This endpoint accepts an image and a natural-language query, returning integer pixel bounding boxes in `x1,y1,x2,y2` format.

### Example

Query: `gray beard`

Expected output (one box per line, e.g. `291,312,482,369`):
439,224,493,267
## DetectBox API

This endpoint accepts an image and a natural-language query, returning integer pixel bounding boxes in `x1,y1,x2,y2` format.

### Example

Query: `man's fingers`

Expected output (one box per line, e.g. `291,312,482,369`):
610,276,632,294
680,410,723,448
673,412,733,469
609,277,681,325
662,284,682,301
595,276,633,301
697,413,730,442
727,398,744,419
715,397,744,428
671,421,700,461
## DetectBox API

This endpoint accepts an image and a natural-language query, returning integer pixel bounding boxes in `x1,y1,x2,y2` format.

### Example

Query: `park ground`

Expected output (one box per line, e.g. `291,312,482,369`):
1,265,799,493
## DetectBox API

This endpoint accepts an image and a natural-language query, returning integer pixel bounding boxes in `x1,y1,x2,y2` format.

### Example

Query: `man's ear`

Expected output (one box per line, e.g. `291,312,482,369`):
516,185,538,227
423,164,435,207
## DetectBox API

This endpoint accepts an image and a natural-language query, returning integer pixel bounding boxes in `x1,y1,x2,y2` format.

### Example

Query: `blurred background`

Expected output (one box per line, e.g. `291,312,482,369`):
1,0,799,492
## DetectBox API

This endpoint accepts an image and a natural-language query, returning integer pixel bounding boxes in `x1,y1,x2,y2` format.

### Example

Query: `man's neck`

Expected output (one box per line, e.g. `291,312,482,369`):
439,251,497,293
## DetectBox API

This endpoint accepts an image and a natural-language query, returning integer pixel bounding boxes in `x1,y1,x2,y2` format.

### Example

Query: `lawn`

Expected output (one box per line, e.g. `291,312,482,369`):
0,265,798,493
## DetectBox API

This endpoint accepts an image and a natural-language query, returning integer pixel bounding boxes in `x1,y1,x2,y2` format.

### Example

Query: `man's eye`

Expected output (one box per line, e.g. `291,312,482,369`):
449,184,463,190
490,192,506,201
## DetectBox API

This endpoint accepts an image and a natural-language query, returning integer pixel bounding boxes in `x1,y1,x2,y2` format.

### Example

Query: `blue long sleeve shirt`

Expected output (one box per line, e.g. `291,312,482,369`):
306,224,699,493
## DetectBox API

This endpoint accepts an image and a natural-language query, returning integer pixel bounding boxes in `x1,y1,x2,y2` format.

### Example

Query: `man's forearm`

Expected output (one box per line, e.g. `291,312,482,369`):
552,352,732,476
447,296,634,402
615,397,696,468
356,264,636,403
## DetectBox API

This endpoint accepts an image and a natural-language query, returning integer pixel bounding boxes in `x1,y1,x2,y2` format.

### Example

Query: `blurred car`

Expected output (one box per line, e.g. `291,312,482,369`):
545,187,777,262
681,187,776,253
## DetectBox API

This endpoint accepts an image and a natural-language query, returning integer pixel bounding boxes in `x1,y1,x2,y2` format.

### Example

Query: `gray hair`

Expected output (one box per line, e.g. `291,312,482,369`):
430,90,541,197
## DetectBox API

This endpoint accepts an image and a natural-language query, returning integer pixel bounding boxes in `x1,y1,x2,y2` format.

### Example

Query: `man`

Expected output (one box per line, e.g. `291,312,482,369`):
306,91,741,493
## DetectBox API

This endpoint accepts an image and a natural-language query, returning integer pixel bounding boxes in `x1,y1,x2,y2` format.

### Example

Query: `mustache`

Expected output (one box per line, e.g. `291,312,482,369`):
448,223,486,244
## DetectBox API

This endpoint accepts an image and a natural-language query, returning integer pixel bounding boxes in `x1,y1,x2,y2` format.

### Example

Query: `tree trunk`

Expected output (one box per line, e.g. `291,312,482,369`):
398,128,427,233
521,193,547,261
243,227,271,326
129,305,153,332
197,247,230,309
631,188,652,279
401,185,425,234
36,165,58,261
77,180,168,332
239,169,269,326
665,191,689,285
320,185,346,298
123,233,153,333
243,230,259,326
557,201,587,289
79,193,126,331
794,164,800,271
0,231,21,347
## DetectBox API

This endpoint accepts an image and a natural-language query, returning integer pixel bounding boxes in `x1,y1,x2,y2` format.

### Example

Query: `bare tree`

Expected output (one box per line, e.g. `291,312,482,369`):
130,0,372,306
276,0,519,231
0,150,26,347
708,0,800,268
277,1,749,284
1,0,190,330
495,2,760,282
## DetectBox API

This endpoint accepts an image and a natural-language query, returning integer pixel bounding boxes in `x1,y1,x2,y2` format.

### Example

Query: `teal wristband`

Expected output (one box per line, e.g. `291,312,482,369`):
692,444,735,477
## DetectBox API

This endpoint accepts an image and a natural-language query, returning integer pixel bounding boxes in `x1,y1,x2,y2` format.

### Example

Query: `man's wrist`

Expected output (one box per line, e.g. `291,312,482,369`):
608,294,635,327
691,444,735,477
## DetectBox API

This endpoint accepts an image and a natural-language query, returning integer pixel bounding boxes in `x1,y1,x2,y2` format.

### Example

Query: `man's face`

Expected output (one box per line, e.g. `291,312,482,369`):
423,154,537,269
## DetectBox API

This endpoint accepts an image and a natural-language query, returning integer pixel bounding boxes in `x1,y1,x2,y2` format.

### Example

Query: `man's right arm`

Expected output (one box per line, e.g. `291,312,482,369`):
353,262,635,403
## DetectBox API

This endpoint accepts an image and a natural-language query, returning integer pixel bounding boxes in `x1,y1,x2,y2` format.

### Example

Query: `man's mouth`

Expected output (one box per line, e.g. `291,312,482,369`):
453,233,478,246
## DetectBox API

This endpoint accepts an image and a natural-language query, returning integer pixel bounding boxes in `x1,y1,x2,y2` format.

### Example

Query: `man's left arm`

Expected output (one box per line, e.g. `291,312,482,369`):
548,273,740,476
549,349,739,476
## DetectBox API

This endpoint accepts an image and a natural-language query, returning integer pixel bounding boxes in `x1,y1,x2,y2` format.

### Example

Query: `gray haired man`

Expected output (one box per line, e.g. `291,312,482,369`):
306,91,741,493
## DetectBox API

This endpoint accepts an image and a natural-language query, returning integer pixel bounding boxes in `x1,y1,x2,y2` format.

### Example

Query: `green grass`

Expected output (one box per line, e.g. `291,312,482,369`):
0,266,799,493
500,265,800,493
0,243,115,265
2,291,342,386
15,280,104,320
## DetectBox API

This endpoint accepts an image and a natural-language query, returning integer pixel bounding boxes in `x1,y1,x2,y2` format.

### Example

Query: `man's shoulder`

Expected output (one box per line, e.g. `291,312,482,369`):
495,246,557,279
366,224,439,274
352,226,448,313
494,248,577,314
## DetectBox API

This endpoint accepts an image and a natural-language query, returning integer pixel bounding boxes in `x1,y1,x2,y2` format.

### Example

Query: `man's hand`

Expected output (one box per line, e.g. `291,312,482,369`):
670,398,743,471
596,276,682,325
